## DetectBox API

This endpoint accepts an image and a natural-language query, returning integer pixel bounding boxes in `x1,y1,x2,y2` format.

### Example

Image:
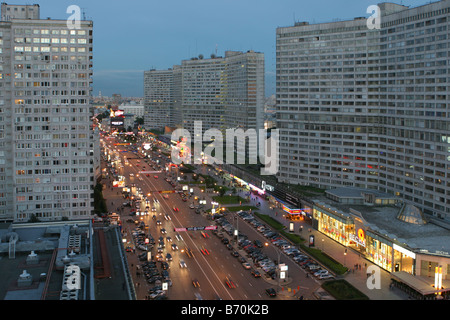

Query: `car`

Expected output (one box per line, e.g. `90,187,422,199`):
151,207,156,212
224,277,236,288
166,236,172,242
154,175,158,179
166,253,172,261
251,270,261,278
125,246,133,252
171,243,178,251
179,260,187,268
160,228,167,234
242,262,251,269
254,240,263,248
175,234,183,241
156,220,162,225
200,246,210,255
164,214,171,220
200,231,209,239
307,264,321,272
314,269,329,277
231,251,239,257
192,279,200,288
173,207,179,212
163,194,169,199
318,273,335,280
265,288,277,297
184,247,193,258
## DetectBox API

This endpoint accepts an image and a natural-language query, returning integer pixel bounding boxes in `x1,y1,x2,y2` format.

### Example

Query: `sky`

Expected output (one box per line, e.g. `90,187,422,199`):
33,0,430,97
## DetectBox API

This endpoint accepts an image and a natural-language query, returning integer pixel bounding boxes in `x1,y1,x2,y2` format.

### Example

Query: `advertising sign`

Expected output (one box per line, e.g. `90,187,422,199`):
349,228,366,247
309,235,315,247
174,226,217,232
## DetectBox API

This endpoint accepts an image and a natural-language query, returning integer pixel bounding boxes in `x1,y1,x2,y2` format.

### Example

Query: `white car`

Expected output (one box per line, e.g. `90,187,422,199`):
314,270,329,277
318,273,334,280
179,260,187,268
242,262,251,269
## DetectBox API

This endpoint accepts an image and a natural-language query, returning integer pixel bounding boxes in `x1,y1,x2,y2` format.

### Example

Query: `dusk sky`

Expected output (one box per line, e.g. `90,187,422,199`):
35,0,428,97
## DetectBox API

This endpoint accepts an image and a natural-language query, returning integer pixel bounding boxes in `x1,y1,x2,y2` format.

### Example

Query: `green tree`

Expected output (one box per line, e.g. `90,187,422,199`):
28,214,40,223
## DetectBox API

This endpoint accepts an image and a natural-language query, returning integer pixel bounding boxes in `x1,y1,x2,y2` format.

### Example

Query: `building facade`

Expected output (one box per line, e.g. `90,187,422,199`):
143,69,173,131
276,1,450,221
0,4,95,222
144,50,265,137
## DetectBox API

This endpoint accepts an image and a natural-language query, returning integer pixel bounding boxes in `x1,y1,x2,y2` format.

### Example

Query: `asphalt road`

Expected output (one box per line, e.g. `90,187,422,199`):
103,136,321,300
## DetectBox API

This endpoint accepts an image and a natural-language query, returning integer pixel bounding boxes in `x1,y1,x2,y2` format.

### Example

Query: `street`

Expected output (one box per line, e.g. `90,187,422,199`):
102,135,313,300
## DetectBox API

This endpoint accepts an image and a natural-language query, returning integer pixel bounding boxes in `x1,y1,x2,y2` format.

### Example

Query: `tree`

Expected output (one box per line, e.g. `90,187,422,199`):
28,214,40,223
135,116,144,125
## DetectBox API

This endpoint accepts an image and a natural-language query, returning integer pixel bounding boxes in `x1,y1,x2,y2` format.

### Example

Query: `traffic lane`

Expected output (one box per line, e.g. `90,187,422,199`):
143,174,271,299
130,166,236,300
206,235,268,300
126,158,278,300
226,213,322,295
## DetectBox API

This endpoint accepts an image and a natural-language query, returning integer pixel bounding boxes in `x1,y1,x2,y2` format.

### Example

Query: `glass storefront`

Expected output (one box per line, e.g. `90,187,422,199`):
393,244,415,274
366,231,393,272
314,205,353,246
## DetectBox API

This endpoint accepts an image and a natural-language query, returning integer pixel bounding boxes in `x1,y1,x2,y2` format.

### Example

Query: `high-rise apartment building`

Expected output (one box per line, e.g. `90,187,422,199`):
144,69,173,130
144,50,265,136
0,4,94,222
180,55,227,134
276,1,450,220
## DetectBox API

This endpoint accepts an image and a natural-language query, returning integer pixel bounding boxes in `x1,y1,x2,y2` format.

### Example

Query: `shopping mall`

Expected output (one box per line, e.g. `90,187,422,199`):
225,170,450,299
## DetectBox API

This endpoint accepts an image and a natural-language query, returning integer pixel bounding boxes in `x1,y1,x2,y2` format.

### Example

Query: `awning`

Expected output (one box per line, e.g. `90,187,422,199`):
391,271,450,296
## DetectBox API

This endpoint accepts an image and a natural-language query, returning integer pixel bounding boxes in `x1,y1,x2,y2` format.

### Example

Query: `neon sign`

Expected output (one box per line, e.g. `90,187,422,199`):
350,228,366,247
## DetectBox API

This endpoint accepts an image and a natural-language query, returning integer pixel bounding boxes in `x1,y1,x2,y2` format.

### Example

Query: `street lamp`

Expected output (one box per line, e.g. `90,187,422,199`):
344,248,347,267
265,242,282,291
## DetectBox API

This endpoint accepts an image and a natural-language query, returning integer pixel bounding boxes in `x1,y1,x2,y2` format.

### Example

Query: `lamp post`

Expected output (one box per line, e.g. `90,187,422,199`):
265,242,282,291
344,248,347,267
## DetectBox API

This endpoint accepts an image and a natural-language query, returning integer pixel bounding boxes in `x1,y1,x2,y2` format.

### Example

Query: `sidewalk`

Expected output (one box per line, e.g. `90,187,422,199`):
233,188,408,300
185,165,409,300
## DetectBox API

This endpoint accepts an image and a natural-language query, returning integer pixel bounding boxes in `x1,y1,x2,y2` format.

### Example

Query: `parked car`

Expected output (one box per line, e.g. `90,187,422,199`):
318,273,334,280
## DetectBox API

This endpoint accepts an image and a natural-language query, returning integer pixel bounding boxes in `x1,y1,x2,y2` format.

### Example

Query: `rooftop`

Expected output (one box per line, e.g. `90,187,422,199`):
314,187,450,257
0,219,133,300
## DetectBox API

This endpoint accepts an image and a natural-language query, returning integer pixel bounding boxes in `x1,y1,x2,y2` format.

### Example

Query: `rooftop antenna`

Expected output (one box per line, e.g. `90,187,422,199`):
81,7,86,21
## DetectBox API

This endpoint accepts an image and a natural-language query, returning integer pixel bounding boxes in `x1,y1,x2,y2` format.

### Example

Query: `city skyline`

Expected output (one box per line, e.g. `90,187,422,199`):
36,0,429,97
